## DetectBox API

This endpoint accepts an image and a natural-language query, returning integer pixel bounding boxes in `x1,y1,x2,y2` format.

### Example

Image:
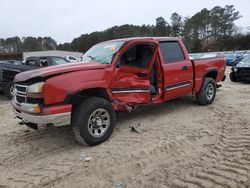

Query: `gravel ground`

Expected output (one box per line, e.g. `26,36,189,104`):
0,68,249,188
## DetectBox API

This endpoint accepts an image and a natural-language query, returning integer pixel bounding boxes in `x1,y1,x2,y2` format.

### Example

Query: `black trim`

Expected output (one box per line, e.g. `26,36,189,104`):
112,87,149,92
166,81,191,90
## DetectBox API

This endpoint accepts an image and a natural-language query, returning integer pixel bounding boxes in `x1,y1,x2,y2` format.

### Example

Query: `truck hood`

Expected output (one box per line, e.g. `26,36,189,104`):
15,62,108,82
236,62,250,68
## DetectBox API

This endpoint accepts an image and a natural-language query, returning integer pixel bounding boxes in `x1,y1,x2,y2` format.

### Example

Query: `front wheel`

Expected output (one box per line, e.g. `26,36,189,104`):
196,77,216,106
72,97,116,146
3,81,14,99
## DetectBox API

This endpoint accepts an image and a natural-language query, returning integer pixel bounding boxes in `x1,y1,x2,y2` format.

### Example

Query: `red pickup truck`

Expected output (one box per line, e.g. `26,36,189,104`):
12,37,226,146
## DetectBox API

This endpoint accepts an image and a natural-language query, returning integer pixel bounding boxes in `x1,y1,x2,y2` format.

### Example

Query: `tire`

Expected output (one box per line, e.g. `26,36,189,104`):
3,81,14,99
72,97,116,146
196,77,216,106
229,72,237,82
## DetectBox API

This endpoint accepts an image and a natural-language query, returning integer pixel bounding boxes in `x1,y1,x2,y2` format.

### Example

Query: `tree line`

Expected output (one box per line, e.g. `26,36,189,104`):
1,5,250,54
0,36,57,53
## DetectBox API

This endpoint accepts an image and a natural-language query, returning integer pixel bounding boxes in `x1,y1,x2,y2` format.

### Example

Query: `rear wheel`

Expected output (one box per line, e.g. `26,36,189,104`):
229,72,237,82
3,81,14,99
72,97,116,146
196,77,216,106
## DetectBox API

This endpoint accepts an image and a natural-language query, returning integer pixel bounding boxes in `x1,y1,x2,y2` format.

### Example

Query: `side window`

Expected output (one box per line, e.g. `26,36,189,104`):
160,41,185,64
120,44,154,68
25,60,36,66
51,57,68,65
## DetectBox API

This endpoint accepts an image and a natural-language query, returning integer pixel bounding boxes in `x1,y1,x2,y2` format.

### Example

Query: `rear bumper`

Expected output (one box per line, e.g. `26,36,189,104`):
11,100,71,127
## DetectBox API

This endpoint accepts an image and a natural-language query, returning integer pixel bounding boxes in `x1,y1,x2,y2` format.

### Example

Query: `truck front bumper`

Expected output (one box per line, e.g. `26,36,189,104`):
12,100,71,127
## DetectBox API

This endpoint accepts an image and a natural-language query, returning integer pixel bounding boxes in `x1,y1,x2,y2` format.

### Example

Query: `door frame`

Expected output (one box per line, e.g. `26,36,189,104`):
110,40,160,105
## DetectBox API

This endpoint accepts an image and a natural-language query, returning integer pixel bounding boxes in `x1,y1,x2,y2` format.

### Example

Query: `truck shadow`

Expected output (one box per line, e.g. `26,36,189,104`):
9,97,198,152
116,96,197,126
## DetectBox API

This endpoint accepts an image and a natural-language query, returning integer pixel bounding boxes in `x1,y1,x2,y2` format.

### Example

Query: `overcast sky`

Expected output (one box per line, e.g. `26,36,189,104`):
1,0,249,44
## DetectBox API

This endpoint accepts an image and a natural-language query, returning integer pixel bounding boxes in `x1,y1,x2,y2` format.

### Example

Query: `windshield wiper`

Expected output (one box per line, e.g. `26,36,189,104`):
87,55,96,61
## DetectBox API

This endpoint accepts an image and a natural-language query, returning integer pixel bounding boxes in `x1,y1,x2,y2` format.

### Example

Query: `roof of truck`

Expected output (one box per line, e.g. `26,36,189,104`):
104,37,181,43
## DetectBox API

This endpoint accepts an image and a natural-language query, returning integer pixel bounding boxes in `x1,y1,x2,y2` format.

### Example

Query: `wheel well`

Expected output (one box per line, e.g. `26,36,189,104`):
65,88,110,107
205,71,217,80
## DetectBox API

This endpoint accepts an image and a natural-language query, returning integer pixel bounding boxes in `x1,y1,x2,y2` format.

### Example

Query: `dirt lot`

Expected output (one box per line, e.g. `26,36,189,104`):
0,68,249,188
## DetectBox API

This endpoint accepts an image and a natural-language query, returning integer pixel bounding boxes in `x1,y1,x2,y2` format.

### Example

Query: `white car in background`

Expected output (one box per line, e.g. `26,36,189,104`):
65,56,78,62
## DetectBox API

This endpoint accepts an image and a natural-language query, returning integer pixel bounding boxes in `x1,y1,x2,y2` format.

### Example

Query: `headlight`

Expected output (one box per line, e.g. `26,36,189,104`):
27,82,44,93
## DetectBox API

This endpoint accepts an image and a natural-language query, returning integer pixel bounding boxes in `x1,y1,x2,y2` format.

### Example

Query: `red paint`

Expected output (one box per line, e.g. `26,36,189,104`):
42,104,72,115
14,37,226,114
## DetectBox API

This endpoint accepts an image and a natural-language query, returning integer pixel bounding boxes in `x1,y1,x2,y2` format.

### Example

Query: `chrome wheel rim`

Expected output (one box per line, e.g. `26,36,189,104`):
87,108,110,138
206,83,214,100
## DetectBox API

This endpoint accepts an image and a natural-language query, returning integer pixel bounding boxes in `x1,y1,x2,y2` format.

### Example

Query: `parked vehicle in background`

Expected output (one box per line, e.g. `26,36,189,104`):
0,60,23,65
200,53,217,59
12,37,226,146
65,56,78,62
189,53,223,60
224,53,243,66
230,54,250,82
0,56,69,98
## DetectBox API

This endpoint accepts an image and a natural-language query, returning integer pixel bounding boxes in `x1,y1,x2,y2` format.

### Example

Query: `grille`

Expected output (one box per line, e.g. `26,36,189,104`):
14,84,44,105
16,85,27,93
16,95,26,104
15,84,28,105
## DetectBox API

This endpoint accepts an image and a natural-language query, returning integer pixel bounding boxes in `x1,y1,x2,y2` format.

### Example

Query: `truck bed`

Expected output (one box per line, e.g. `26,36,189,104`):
192,57,226,92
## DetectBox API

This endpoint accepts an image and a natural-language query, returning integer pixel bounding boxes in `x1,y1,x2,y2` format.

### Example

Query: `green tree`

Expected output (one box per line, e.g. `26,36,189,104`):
210,5,241,38
0,37,22,53
170,13,183,37
182,17,202,52
41,37,57,50
153,17,171,36
21,37,41,51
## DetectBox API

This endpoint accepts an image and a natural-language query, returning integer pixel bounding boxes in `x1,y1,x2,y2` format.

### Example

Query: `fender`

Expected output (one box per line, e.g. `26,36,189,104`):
43,68,112,105
64,87,111,103
203,69,218,80
194,69,218,92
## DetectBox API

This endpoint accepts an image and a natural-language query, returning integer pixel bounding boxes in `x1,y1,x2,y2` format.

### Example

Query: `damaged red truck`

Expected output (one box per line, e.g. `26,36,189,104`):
12,37,226,146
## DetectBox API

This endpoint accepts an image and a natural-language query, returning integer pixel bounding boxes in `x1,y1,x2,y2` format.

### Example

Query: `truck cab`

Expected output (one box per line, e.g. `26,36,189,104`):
109,38,195,105
12,37,226,146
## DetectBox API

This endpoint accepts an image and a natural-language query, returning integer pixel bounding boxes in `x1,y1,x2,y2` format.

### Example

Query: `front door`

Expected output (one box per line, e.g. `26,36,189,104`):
110,42,158,105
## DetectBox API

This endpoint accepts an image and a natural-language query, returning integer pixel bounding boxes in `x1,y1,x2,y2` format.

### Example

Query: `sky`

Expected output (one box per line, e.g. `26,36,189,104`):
0,0,249,44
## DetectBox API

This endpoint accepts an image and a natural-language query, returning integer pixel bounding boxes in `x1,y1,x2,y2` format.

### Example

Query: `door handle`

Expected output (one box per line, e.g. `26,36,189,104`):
182,66,189,71
137,72,148,77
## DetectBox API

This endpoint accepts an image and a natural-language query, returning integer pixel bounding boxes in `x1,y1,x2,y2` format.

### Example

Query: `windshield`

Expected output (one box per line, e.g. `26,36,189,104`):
82,41,125,64
239,55,250,64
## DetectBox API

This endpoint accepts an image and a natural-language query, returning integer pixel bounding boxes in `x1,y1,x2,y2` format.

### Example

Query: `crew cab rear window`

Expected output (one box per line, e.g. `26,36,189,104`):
160,41,185,63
